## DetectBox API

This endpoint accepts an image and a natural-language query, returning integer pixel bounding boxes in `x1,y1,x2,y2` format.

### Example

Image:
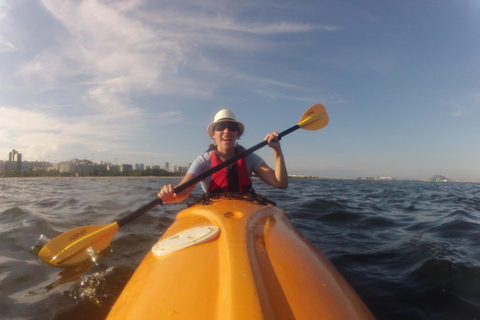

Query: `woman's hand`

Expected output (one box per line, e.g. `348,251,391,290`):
158,184,177,203
265,132,281,151
157,173,198,204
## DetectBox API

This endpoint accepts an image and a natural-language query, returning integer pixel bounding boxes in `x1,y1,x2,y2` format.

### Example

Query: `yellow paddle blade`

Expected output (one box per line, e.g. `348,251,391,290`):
297,104,329,131
38,222,119,268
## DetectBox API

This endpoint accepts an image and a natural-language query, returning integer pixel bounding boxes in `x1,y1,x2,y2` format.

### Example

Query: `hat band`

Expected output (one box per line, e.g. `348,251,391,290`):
216,117,235,122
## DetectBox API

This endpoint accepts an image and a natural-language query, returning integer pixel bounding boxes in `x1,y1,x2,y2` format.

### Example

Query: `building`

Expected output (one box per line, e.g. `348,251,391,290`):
23,161,49,172
93,163,107,173
9,149,22,162
107,164,120,173
177,166,189,174
6,149,22,171
58,160,76,173
120,164,133,173
54,159,103,174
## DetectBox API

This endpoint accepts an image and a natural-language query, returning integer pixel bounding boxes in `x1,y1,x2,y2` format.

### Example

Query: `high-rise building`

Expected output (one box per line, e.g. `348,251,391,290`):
9,149,22,162
6,149,22,171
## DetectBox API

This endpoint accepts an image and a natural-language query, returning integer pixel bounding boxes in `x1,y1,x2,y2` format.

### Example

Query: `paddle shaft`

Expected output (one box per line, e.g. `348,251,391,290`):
117,124,300,227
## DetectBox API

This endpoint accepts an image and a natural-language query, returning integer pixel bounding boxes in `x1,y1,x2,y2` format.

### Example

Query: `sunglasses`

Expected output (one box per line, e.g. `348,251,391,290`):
214,122,239,132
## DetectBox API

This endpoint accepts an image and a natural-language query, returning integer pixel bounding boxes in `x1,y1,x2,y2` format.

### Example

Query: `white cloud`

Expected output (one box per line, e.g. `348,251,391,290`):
0,0,18,52
0,38,16,52
16,0,326,105
1,0,334,163
16,51,71,90
450,91,480,116
150,12,318,35
32,0,183,97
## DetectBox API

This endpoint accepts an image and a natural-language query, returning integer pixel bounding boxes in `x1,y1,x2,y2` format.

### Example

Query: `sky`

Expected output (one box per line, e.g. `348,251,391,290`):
1,0,479,181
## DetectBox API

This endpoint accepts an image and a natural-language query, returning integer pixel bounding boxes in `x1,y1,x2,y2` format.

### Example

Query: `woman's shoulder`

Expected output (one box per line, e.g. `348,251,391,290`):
246,152,264,171
188,153,211,175
247,152,263,161
193,152,211,164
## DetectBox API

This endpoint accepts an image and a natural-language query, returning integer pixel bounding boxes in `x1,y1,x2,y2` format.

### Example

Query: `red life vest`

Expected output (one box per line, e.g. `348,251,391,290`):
208,152,253,193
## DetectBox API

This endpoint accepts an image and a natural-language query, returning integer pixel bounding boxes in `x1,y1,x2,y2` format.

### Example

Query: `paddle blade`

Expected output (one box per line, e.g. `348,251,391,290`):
297,104,329,131
38,222,119,267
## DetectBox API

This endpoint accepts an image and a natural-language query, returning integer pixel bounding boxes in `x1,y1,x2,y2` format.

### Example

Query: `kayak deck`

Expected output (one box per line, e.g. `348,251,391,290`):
107,195,375,319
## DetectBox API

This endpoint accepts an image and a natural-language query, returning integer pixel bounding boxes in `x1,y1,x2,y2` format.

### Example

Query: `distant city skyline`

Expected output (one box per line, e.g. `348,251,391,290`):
2,148,477,182
2,149,185,169
1,148,192,176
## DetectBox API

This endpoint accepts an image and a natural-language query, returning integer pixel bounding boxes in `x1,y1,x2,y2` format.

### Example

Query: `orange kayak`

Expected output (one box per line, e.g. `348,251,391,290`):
107,194,376,320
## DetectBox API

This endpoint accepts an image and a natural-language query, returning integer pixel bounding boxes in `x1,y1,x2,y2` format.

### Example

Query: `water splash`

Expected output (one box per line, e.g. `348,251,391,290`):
63,267,115,306
33,234,51,255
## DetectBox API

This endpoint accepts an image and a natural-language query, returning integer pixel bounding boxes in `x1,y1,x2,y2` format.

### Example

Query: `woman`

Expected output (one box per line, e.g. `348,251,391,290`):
158,109,288,203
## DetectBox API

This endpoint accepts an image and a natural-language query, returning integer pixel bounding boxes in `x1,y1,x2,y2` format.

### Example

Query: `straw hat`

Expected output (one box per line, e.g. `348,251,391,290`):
207,109,245,138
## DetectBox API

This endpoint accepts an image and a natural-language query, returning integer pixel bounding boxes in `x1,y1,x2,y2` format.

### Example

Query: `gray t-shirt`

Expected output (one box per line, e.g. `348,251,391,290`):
188,152,265,192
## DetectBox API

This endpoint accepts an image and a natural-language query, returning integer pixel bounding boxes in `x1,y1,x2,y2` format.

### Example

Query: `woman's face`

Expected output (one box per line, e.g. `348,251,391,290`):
212,121,240,151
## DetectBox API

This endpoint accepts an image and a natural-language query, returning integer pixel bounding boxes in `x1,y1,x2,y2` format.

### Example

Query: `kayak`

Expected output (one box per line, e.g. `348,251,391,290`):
106,193,376,320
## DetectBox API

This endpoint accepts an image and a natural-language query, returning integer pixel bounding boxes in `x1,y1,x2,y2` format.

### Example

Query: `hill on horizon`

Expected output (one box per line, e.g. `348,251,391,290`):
429,175,450,181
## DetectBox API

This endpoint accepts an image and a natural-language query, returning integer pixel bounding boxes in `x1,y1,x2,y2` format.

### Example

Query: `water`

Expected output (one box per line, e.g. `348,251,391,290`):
1,177,480,319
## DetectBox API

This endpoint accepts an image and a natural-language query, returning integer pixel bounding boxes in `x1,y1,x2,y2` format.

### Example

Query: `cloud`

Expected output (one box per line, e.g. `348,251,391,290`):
450,91,480,116
32,0,183,97
152,13,318,35
0,105,133,143
17,0,330,105
0,0,18,52
0,38,16,52
0,101,187,160
138,7,322,52
16,51,72,90
18,0,331,111
5,0,184,160
0,103,147,162
1,0,338,162
0,106,82,160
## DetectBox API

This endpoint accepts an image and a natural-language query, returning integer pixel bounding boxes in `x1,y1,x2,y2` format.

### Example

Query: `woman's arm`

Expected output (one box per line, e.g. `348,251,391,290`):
254,132,288,189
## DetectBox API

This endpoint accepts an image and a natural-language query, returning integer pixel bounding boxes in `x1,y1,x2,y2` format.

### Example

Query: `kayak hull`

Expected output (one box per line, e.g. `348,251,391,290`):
107,197,375,320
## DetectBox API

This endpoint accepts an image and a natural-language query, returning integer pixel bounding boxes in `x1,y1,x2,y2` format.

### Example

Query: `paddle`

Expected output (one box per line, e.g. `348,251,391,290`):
37,104,329,267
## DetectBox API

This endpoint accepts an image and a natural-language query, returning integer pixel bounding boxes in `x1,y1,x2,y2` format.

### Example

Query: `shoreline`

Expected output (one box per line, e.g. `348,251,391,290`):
1,176,478,183
0,176,184,180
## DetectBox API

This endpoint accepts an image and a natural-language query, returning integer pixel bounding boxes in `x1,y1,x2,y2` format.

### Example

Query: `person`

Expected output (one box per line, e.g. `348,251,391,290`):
158,109,288,203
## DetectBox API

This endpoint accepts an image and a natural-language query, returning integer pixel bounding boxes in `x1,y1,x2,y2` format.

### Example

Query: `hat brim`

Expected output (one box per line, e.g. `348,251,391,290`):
207,119,245,138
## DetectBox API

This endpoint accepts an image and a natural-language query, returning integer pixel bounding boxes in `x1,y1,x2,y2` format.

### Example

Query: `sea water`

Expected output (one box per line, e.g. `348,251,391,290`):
1,177,479,319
